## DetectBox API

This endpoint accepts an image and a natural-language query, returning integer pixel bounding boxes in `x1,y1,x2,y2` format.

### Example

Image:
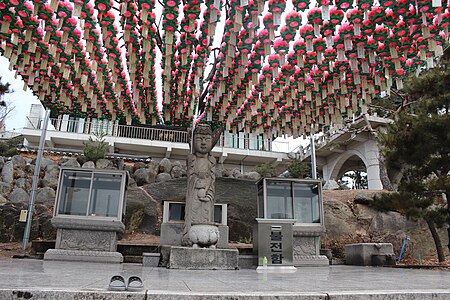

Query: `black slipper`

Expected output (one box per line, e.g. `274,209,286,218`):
108,275,126,291
127,275,144,291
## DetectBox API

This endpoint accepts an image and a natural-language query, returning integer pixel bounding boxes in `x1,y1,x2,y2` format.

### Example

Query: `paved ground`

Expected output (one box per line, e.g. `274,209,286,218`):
0,258,450,299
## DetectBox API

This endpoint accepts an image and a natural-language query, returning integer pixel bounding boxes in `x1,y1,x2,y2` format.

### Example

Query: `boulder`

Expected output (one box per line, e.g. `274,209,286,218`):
0,202,27,242
159,158,172,173
215,165,225,178
96,158,114,169
0,156,5,170
15,178,31,191
232,168,243,179
133,168,157,186
156,172,172,182
14,169,25,179
323,180,340,190
25,164,35,174
42,166,60,189
125,186,159,234
11,155,27,169
133,162,146,172
1,161,14,183
82,161,95,168
0,182,11,196
354,190,389,205
60,157,80,168
111,158,125,170
0,194,7,206
35,158,57,171
8,188,30,203
123,164,134,174
170,161,185,178
243,171,261,181
36,187,56,205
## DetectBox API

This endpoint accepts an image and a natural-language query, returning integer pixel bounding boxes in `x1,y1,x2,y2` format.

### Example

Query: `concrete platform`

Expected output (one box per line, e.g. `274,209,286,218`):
1,258,450,299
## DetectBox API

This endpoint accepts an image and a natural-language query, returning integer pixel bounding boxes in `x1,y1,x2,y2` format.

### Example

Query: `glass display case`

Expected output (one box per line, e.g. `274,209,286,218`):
255,178,328,267
56,169,126,220
256,178,323,226
45,167,129,263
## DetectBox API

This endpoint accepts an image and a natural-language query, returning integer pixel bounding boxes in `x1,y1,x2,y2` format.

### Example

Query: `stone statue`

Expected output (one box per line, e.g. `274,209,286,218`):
182,123,222,248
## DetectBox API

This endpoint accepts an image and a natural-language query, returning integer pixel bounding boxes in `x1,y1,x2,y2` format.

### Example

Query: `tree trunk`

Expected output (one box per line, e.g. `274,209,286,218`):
378,155,394,191
425,218,446,263
445,190,450,254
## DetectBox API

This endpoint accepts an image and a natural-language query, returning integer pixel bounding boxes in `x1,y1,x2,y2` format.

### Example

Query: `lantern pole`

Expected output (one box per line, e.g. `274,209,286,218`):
22,109,50,250
310,133,317,180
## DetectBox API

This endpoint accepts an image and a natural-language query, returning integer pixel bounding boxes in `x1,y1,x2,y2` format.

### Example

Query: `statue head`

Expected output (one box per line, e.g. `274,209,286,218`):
193,124,213,154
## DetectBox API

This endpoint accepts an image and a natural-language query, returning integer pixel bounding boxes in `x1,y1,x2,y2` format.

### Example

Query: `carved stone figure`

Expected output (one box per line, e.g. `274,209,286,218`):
182,124,222,247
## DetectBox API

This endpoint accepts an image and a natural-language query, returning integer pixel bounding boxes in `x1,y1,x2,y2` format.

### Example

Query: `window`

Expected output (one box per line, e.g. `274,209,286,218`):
163,202,227,225
266,180,293,219
56,169,126,220
293,183,320,223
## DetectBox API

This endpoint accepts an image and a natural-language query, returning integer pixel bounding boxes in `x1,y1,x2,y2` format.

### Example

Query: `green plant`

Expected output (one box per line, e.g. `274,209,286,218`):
255,163,276,177
287,159,311,178
0,136,23,157
83,132,109,162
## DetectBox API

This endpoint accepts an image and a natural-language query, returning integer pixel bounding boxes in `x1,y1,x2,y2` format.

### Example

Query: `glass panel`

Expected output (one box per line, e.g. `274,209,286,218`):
293,183,320,223
168,203,185,221
257,182,264,218
89,173,122,217
214,205,222,224
58,171,91,216
266,180,293,219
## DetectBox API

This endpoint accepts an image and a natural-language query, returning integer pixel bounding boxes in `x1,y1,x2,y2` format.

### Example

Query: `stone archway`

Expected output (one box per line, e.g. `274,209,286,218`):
320,138,383,190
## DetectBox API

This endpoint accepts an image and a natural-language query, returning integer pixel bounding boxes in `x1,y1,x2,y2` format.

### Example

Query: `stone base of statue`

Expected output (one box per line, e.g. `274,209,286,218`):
188,224,219,248
167,246,238,270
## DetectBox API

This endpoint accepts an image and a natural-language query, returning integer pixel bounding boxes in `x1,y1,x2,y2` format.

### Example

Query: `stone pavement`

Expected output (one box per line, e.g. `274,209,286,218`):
0,258,450,299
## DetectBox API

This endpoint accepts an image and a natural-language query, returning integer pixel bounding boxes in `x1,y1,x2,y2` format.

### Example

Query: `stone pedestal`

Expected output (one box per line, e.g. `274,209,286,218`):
44,217,124,263
160,223,229,248
292,225,329,266
167,246,238,270
345,243,395,266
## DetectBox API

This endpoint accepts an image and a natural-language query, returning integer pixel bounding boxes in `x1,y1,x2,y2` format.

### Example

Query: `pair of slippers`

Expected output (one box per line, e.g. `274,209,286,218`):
108,275,144,291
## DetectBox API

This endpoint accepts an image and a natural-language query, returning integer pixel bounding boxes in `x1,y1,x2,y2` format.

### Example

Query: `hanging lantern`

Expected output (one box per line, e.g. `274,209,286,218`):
263,13,277,39
273,38,289,65
347,8,364,35
329,7,344,26
369,7,385,25
280,25,295,41
307,7,322,35
285,10,301,32
321,20,335,46
319,0,331,20
335,0,353,11
292,0,309,12
313,37,326,59
300,23,315,51
268,0,286,26
294,39,306,67
95,0,113,13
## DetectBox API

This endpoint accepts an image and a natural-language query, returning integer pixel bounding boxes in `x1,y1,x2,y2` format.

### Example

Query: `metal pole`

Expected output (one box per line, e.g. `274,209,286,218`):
22,109,50,250
310,134,317,179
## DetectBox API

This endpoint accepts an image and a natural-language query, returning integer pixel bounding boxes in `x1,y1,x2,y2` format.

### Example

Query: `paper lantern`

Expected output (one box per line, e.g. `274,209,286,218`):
292,0,309,12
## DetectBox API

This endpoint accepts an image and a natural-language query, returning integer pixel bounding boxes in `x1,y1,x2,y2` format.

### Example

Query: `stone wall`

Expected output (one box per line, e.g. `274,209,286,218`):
0,154,447,261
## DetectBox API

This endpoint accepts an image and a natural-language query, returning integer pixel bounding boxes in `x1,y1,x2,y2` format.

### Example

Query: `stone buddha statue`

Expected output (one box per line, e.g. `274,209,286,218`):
182,123,222,248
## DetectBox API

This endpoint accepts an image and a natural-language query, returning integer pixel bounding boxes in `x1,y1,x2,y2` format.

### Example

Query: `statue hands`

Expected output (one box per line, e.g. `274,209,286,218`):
197,188,210,202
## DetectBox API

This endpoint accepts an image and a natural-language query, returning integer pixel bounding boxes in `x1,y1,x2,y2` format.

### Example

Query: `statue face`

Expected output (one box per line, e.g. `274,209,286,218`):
194,133,212,154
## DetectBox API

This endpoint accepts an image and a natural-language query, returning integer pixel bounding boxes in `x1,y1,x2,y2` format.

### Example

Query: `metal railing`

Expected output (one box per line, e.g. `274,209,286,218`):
25,116,290,153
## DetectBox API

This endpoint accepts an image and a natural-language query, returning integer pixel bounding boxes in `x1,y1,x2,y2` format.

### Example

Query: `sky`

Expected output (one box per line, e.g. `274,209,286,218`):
0,56,42,133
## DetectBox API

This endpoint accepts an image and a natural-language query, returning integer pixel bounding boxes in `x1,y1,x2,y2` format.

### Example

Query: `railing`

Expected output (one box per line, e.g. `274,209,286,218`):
25,117,290,153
